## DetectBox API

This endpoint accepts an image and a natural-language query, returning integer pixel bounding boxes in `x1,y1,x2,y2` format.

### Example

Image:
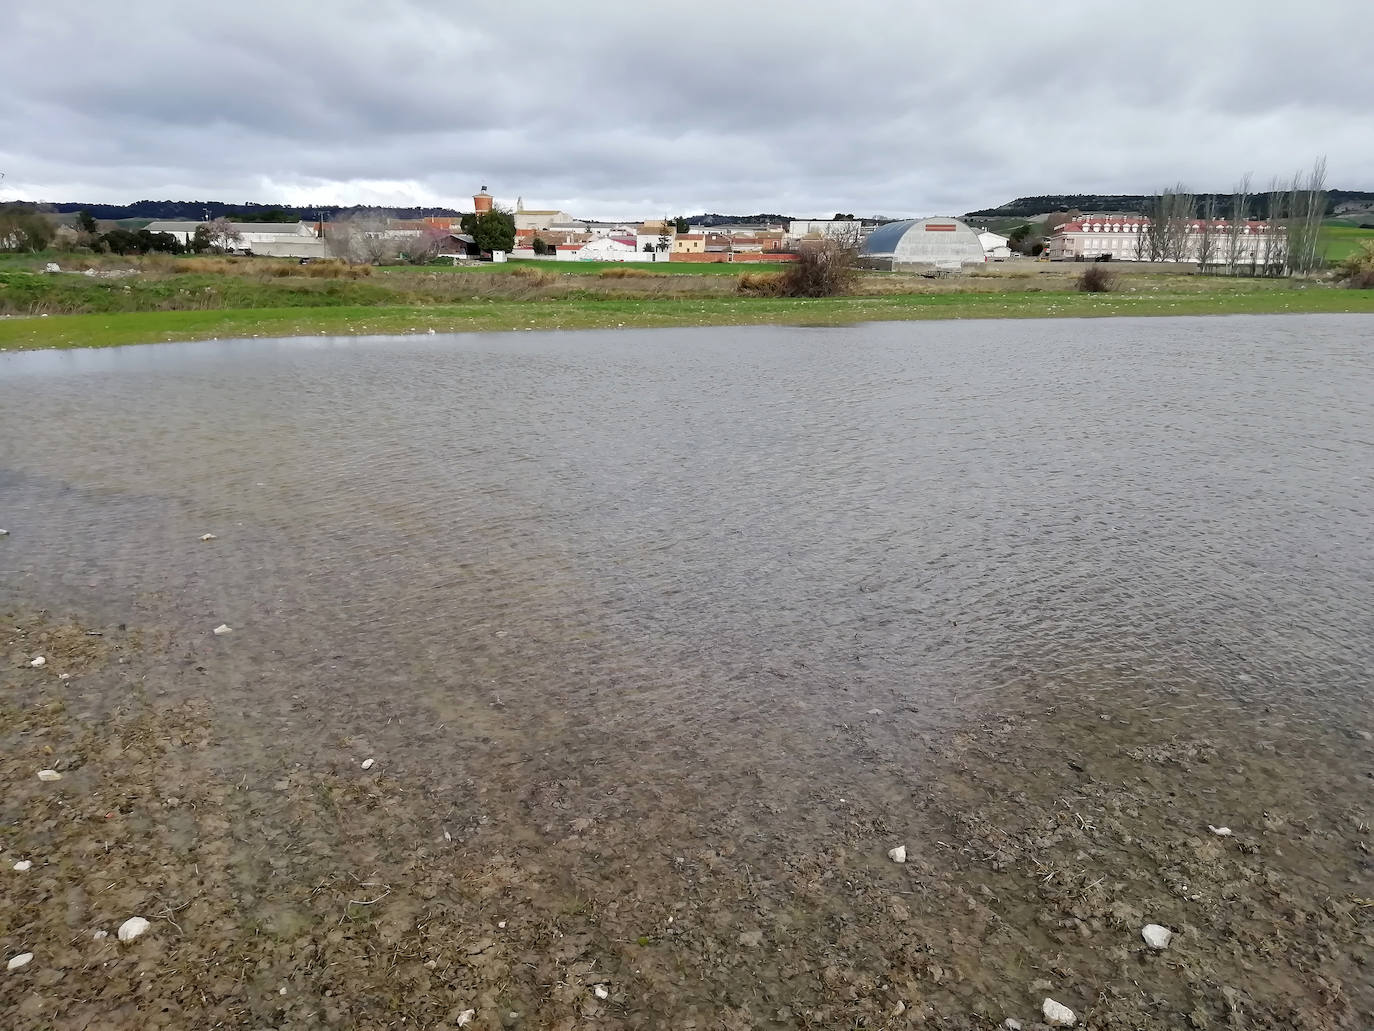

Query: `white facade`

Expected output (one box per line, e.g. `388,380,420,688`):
1048,216,1285,265
143,220,326,258
787,219,866,244
556,236,658,262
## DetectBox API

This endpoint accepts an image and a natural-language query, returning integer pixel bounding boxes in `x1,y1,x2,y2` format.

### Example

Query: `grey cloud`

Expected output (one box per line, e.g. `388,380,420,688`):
2,0,1370,218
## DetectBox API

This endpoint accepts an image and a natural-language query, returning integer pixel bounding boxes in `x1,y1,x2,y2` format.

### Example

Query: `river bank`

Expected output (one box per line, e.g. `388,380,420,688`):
3,609,1370,1030
1,254,1371,350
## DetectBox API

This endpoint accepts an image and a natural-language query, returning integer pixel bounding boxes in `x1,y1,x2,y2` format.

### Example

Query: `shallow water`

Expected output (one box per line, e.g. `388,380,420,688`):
4,317,1371,742
3,315,1373,1026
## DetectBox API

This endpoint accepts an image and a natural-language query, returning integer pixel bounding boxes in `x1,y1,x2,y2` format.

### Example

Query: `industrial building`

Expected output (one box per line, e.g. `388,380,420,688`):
857,217,986,269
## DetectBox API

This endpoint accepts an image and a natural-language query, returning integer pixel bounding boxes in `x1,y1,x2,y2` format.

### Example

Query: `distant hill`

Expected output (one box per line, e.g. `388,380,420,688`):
684,213,797,226
965,190,1374,220
6,200,464,221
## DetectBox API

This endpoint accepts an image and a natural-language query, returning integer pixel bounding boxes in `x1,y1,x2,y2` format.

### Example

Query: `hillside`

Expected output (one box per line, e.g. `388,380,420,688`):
5,201,463,221
966,190,1374,220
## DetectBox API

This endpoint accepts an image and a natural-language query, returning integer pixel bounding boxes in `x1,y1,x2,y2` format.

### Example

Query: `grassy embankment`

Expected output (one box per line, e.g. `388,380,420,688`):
1,252,1371,351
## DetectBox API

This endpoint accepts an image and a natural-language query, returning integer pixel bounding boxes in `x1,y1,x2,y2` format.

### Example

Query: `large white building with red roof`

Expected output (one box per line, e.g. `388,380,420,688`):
1047,216,1284,265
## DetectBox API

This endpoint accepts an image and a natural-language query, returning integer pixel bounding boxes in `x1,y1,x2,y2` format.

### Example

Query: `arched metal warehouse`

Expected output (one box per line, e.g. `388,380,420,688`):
858,217,987,269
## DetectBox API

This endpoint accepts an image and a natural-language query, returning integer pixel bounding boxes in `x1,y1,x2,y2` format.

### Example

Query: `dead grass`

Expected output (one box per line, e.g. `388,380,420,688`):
597,267,664,279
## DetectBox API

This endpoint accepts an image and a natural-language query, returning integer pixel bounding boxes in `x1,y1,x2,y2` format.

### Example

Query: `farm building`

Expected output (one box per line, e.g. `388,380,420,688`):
858,217,986,269
143,220,329,259
977,230,1011,260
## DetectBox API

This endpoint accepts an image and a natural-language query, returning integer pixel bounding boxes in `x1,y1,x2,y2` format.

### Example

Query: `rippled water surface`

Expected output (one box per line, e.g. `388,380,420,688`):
5,315,1374,1026
2,316,1372,754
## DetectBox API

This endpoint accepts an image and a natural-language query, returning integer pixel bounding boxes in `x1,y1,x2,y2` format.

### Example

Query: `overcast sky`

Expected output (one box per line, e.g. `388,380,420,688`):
4,1,1370,219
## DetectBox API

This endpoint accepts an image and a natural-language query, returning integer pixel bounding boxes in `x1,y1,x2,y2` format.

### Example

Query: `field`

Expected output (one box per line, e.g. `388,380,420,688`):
1,252,1371,351
1321,223,1374,261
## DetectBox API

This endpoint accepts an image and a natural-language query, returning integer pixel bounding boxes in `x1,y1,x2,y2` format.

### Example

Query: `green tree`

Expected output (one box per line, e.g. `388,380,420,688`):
460,208,515,254
190,225,213,253
0,207,56,252
76,210,99,235
673,216,689,233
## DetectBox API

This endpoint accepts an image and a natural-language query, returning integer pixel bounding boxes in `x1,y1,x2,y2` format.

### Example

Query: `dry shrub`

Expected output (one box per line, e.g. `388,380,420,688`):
777,240,858,298
1335,242,1374,289
598,266,661,279
1078,264,1117,292
508,265,555,283
301,259,370,278
737,271,784,296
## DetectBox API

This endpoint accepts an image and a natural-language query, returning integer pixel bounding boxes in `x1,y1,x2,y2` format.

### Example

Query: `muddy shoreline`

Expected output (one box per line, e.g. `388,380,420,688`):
3,610,1369,1030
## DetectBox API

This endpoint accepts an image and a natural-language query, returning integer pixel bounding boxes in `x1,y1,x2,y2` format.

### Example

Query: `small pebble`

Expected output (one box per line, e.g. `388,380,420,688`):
594,984,609,1000
456,1010,475,1027
887,845,907,864
7,952,33,972
13,860,32,872
1043,998,1076,1027
92,930,108,940
199,533,217,542
212,624,233,636
0,529,8,536
58,673,71,681
29,656,46,668
279,987,287,995
361,758,375,770
1208,824,1233,837
1004,1020,1023,1031
37,769,62,782
1142,924,1173,950
117,916,150,942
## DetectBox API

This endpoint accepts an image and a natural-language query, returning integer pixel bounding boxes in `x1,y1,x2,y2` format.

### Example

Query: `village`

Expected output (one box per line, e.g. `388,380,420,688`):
131,185,1022,268
127,184,1308,275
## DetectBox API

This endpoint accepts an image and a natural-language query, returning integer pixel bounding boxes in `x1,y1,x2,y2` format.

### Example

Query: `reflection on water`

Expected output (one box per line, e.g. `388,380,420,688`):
1,316,1372,762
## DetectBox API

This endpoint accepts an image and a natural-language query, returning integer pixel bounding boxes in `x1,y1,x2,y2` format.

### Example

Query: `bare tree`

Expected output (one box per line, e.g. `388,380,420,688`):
1283,156,1327,276
329,212,401,264
1195,194,1219,269
205,217,242,253
398,225,450,265
1224,173,1252,274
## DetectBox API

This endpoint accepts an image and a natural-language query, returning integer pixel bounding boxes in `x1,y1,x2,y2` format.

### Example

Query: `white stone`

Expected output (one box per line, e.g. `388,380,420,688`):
92,930,108,940
361,758,375,770
0,529,9,536
212,624,233,635
13,860,32,872
1043,998,1076,1027
1208,825,1232,837
30,656,46,668
887,845,907,864
456,1010,475,1027
594,984,609,1000
1142,924,1173,950
37,769,62,782
1003,1020,1022,1030
199,533,217,541
58,673,71,681
7,952,33,971
117,916,150,942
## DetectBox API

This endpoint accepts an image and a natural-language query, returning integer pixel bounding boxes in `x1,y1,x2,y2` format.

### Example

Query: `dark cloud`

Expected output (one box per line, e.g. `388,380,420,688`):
3,0,1369,217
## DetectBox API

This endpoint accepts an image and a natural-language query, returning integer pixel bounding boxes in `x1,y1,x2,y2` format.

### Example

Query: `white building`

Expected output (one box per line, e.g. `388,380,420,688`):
143,220,328,258
1047,216,1285,265
786,219,868,244
977,230,1011,260
555,236,658,262
857,217,986,269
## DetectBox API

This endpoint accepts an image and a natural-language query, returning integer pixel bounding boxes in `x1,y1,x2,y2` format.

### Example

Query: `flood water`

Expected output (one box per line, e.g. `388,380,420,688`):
4,316,1370,736
2,315,1372,1026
